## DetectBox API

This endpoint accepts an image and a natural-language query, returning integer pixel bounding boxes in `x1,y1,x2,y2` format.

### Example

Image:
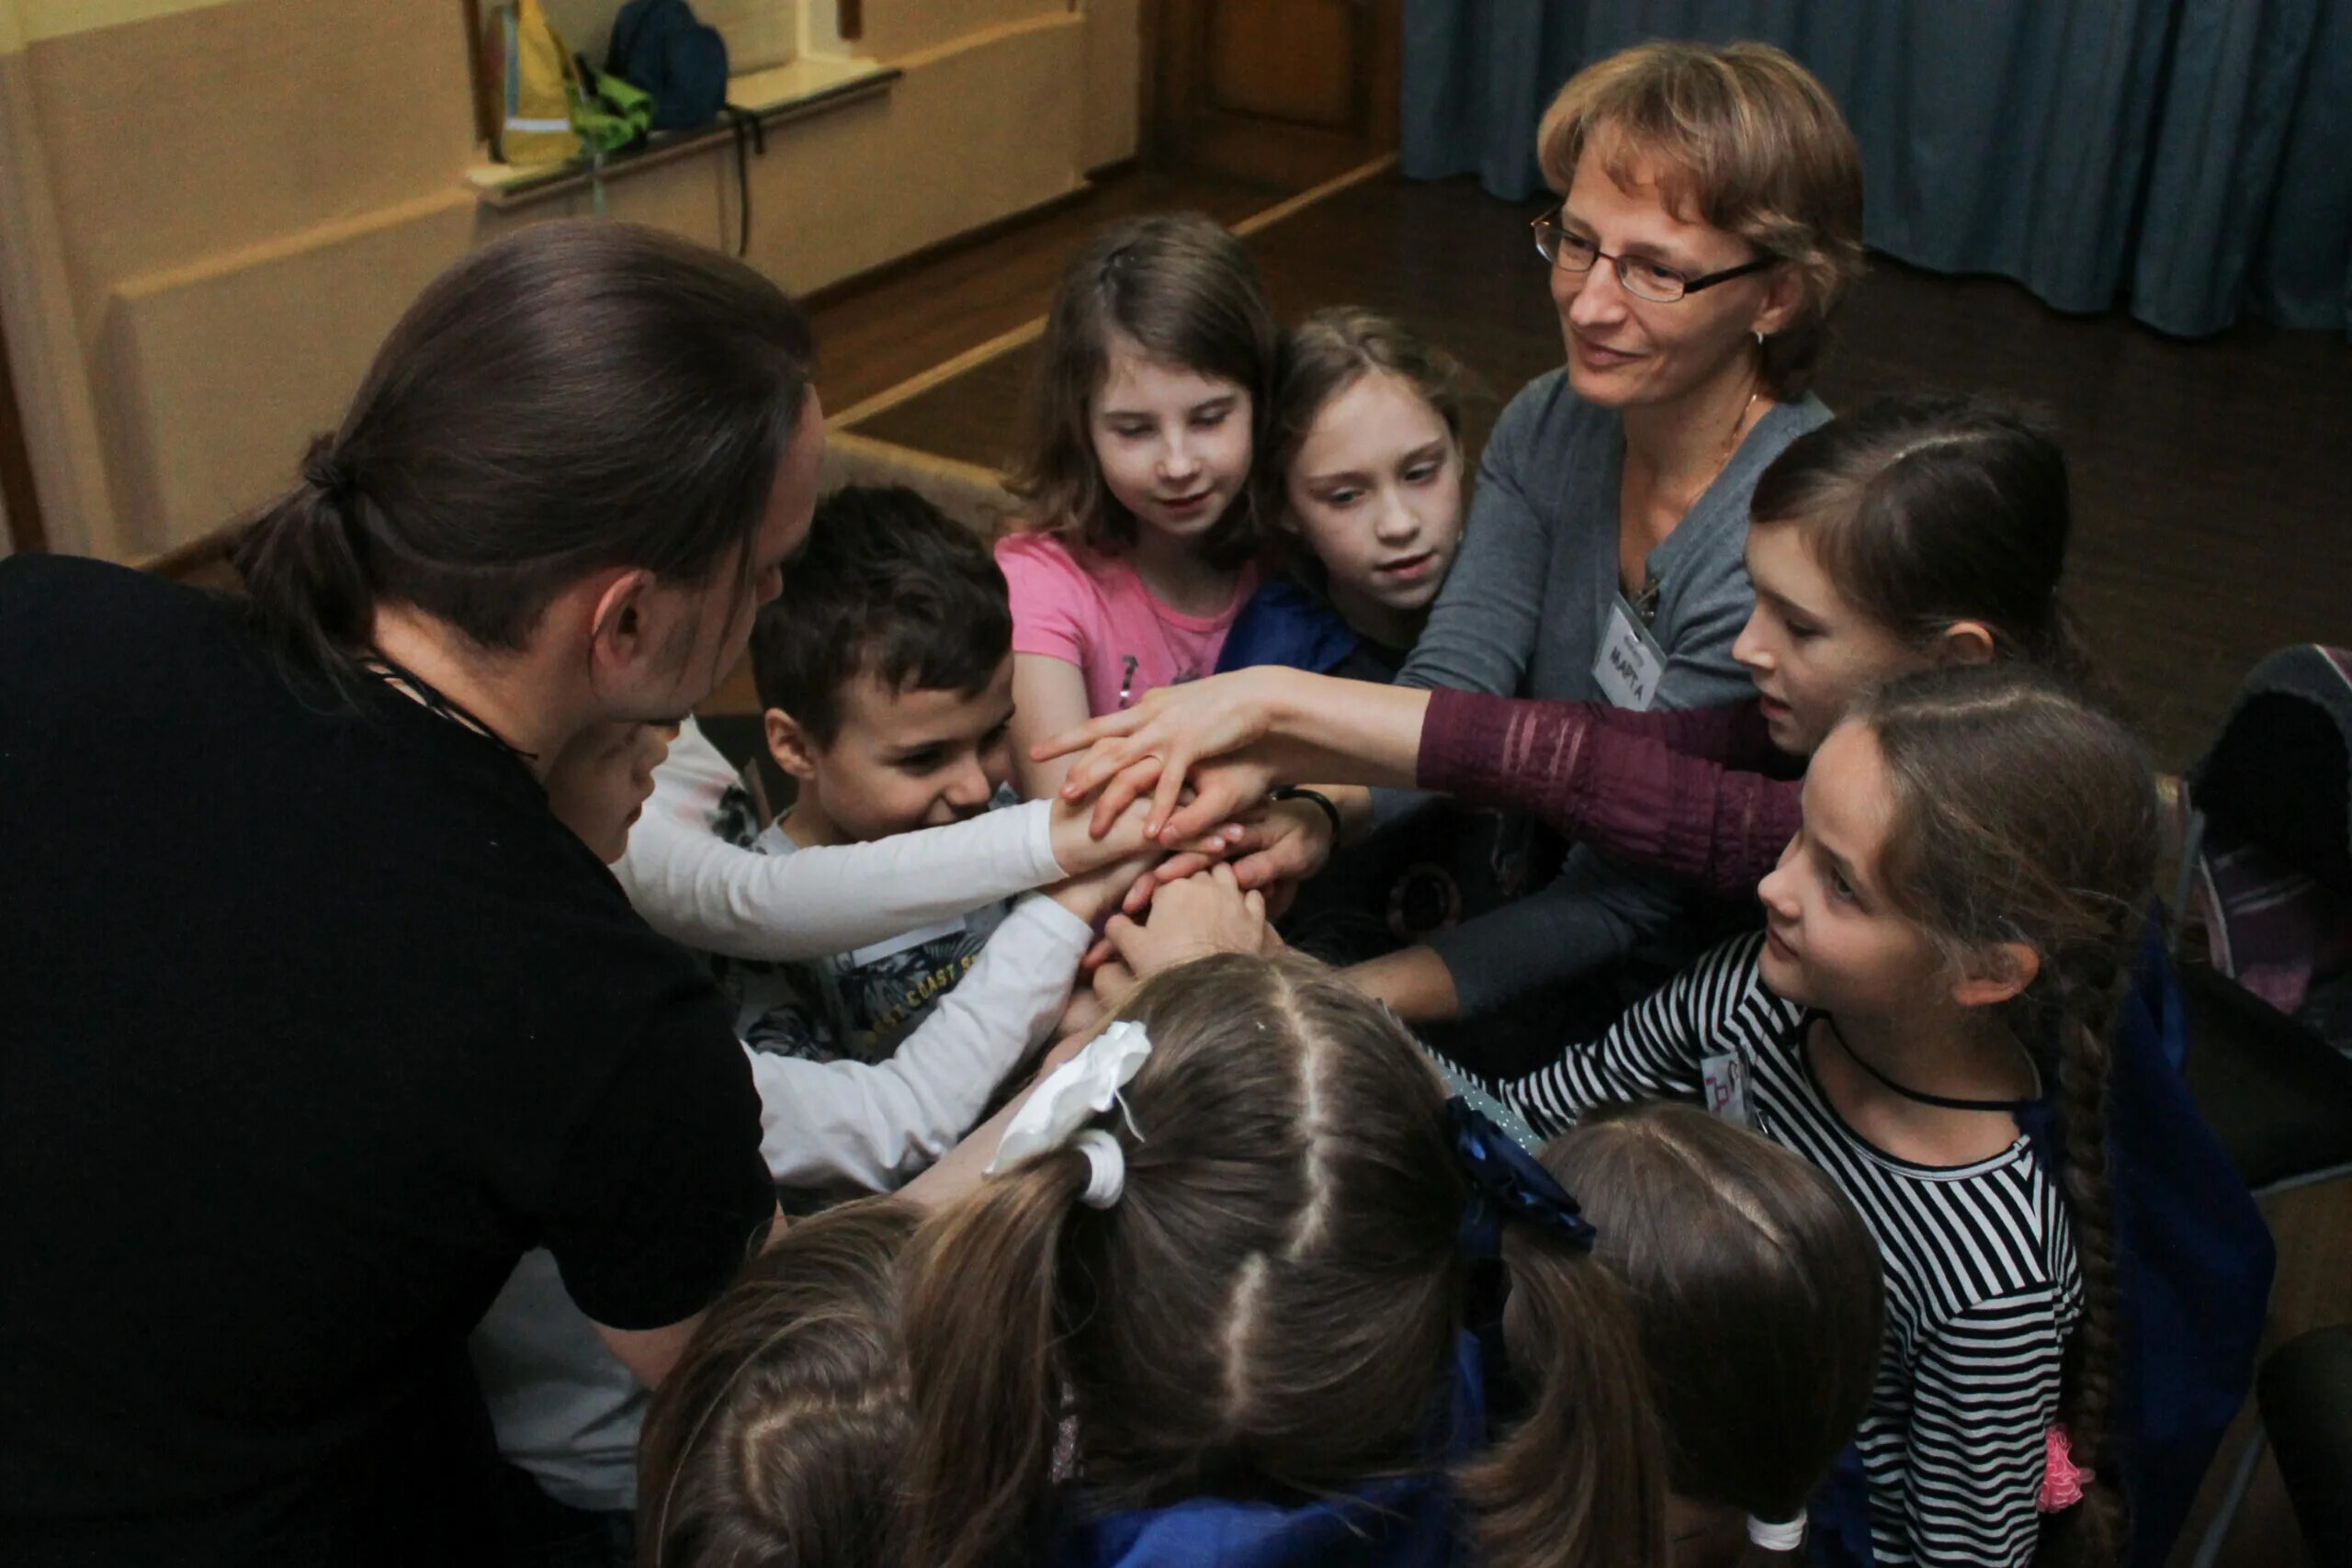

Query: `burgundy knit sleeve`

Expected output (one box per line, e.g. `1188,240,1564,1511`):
1416,689,1802,894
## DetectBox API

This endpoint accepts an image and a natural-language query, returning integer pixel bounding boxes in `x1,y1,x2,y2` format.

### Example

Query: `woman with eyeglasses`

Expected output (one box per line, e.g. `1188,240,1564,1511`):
1100,41,1866,1064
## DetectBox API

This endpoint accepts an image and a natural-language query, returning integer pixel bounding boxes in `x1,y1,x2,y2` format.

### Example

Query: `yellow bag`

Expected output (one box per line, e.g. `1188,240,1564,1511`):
498,0,582,165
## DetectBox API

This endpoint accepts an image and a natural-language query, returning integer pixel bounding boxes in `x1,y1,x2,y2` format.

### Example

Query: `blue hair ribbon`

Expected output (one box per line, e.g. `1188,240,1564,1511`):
1445,1095,1597,1260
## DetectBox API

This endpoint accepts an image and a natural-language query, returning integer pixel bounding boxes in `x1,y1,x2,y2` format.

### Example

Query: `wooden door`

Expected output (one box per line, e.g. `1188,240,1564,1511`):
1146,0,1400,188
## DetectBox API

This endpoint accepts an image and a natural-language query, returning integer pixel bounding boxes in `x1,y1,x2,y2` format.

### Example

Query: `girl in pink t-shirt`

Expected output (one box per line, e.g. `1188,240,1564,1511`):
996,213,1273,798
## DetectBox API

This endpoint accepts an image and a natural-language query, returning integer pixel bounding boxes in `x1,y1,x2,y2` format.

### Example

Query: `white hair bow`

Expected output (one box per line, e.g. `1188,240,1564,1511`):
984,1019,1151,1207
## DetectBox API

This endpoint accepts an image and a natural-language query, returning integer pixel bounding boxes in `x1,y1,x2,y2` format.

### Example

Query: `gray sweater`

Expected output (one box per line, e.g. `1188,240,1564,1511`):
1377,367,1829,1013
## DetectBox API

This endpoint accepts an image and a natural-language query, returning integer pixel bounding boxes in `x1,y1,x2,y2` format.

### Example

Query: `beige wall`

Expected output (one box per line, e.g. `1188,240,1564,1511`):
0,0,1141,562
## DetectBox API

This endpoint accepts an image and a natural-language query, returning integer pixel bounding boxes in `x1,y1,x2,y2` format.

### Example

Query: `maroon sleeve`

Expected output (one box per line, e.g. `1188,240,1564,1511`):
1416,689,1802,895
1584,697,1781,763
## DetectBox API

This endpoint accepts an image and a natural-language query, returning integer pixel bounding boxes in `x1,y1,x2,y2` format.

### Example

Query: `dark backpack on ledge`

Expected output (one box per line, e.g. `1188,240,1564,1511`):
606,0,729,132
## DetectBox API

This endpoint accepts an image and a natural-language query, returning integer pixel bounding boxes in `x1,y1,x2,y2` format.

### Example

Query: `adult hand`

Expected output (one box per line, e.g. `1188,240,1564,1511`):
1101,863,1267,982
1034,668,1326,842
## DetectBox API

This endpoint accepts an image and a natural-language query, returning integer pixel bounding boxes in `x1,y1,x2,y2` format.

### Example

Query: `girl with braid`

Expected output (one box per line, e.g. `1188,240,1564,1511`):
1437,666,2155,1568
1057,399,2273,1563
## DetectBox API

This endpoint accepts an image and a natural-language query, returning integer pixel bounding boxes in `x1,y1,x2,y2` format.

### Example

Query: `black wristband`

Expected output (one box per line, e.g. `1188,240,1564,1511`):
1271,785,1342,843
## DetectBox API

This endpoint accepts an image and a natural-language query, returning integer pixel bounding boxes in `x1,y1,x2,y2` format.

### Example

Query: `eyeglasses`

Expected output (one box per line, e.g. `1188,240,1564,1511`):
1531,209,1776,304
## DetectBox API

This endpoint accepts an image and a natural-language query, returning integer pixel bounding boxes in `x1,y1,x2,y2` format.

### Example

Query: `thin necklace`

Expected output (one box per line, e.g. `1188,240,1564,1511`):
359,649,539,765
1628,374,1766,608
1684,377,1765,508
1818,1013,2035,1113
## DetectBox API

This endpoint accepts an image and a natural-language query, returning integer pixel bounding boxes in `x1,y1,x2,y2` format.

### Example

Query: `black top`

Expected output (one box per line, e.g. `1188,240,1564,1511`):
0,557,774,1565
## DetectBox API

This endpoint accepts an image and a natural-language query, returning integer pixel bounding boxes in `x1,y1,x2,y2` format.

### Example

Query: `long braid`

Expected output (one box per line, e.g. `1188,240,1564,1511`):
2041,953,2132,1567
1864,666,2159,1568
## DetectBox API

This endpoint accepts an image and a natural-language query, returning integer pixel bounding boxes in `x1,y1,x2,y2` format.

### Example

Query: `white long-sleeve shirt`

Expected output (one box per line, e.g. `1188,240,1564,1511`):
746,889,1089,1188
616,716,1065,960
474,719,1090,1509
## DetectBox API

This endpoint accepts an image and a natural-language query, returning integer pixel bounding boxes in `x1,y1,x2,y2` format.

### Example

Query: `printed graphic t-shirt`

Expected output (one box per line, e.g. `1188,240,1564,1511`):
713,797,1019,1065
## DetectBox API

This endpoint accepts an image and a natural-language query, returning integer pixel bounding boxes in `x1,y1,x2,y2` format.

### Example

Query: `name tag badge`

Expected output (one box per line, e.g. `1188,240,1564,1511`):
1594,592,1666,711
1702,1051,1753,1126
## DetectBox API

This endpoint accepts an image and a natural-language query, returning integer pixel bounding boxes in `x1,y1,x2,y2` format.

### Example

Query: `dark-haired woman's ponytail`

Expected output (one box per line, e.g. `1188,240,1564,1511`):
229,433,374,678
899,1152,1091,1568
1464,1234,1671,1568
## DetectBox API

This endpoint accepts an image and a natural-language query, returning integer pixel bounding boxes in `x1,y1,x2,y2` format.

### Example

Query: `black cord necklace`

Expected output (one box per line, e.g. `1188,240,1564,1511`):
359,649,540,766
1817,1012,2036,1113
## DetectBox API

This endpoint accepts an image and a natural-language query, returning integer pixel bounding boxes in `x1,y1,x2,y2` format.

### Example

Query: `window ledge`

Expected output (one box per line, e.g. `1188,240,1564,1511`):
465,54,899,210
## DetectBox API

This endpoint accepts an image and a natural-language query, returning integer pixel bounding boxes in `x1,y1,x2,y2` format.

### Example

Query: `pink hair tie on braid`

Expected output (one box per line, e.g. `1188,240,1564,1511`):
2039,1424,2092,1512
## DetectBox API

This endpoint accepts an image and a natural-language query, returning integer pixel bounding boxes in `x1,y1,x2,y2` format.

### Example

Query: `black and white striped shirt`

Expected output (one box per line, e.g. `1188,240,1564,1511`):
1466,933,2079,1568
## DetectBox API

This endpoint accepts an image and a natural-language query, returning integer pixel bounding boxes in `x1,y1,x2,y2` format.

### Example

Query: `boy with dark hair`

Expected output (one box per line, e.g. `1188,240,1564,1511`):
724,484,1029,1063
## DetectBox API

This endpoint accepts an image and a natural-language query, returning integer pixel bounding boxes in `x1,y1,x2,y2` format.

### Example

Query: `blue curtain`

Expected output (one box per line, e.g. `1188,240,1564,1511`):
1400,0,2352,339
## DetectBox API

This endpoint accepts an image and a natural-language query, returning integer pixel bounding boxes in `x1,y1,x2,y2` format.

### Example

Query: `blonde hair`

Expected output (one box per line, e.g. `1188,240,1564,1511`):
1536,40,1864,398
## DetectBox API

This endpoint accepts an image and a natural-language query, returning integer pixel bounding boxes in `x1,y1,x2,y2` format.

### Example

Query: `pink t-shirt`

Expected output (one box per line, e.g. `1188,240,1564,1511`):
995,533,1258,716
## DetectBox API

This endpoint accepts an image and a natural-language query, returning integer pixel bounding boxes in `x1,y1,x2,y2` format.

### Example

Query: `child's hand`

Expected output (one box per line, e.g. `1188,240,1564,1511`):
1090,956,1139,1012
1050,791,1235,877
1053,986,1109,1046
1101,863,1268,982
1117,796,1332,915
1046,840,1165,929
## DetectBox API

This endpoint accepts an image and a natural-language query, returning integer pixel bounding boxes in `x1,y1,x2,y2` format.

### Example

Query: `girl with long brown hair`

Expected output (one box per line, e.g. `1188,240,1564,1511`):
1064,397,2270,1556
635,1198,923,1568
1442,666,2159,1568
998,212,1279,801
899,953,1673,1568
1542,1103,1884,1567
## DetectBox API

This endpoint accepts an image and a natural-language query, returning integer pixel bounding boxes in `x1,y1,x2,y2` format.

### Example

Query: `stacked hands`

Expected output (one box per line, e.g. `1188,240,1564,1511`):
1041,663,1383,902
1034,667,1399,1032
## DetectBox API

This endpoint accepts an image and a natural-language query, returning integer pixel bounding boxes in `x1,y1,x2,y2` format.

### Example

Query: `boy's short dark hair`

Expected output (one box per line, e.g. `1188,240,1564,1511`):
750,485,1013,746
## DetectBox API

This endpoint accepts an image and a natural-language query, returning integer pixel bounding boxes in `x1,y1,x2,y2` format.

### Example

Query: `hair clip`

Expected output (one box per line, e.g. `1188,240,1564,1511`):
1446,1096,1595,1259
2038,1425,2092,1512
987,1020,1152,1208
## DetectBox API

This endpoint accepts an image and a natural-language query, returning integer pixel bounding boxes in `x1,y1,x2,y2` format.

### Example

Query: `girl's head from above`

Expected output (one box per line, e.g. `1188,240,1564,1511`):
1010,213,1277,570
1534,41,1863,411
636,1197,922,1568
542,719,675,863
1755,665,2156,1042
1542,1103,1883,1566
1268,309,1476,649
1736,393,2087,754
899,952,1671,1568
